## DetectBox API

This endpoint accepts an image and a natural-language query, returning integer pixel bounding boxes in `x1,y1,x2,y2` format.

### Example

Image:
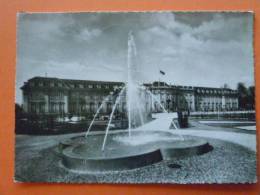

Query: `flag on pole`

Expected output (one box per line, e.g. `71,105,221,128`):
160,70,165,75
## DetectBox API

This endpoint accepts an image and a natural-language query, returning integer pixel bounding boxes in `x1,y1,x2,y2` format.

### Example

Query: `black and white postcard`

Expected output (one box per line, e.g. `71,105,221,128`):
15,12,256,183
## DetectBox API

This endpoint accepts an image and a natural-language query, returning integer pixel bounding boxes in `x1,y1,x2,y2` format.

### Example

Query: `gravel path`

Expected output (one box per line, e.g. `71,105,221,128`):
15,135,256,184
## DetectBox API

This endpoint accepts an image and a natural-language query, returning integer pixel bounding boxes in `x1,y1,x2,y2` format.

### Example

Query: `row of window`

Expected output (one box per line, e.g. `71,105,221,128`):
196,89,237,95
29,102,66,113
29,81,120,90
197,102,238,107
69,102,128,113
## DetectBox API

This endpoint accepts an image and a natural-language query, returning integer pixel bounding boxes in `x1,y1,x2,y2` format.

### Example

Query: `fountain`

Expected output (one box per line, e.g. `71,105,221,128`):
58,31,212,172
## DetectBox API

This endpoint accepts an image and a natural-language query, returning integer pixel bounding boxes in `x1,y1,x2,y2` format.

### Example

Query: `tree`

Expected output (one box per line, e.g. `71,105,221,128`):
15,103,24,119
237,82,248,109
247,86,255,109
15,104,24,134
237,83,255,110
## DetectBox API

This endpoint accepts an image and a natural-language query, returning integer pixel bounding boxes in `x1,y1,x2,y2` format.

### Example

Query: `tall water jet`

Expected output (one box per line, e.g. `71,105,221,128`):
85,94,111,138
86,31,178,146
101,86,126,151
126,31,147,136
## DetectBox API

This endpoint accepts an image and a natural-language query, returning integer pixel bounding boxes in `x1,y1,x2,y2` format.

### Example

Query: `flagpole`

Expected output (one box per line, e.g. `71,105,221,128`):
157,64,160,88
159,74,160,88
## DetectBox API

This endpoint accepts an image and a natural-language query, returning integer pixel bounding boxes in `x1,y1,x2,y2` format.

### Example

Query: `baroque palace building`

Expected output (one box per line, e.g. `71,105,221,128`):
20,77,239,115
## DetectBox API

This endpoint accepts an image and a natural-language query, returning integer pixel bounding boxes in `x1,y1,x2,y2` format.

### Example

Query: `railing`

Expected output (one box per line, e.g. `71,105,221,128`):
190,110,255,121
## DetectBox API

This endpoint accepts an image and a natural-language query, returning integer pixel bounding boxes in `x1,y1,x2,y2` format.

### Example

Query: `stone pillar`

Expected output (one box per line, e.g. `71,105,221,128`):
22,93,29,112
190,94,195,111
235,98,239,110
44,95,49,113
222,95,226,110
102,101,106,114
36,102,39,113
64,95,68,113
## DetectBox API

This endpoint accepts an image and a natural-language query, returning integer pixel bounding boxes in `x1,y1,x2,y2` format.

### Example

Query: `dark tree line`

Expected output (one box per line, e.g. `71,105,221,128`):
237,82,255,110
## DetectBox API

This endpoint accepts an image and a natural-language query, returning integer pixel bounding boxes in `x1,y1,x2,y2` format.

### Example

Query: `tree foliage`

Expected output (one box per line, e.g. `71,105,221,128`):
237,83,255,109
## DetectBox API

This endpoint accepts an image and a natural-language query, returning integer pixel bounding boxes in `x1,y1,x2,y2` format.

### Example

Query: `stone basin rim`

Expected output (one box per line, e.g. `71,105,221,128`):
62,146,163,161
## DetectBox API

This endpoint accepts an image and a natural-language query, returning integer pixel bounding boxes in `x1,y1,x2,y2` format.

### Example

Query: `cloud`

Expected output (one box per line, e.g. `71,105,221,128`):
192,14,252,42
76,28,102,42
16,12,254,104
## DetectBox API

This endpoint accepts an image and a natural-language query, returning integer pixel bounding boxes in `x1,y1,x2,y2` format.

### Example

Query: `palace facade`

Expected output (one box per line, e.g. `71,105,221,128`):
20,77,239,115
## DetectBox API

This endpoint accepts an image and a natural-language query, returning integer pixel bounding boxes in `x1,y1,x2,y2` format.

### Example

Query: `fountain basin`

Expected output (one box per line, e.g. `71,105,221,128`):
62,146,163,172
160,139,212,160
59,131,212,172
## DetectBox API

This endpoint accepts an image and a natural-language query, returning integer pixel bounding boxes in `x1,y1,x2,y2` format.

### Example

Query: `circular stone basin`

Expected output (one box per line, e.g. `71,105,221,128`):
59,131,212,172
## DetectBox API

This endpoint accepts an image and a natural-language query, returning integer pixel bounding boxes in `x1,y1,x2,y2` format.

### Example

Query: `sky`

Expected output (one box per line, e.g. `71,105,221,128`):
16,12,254,104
